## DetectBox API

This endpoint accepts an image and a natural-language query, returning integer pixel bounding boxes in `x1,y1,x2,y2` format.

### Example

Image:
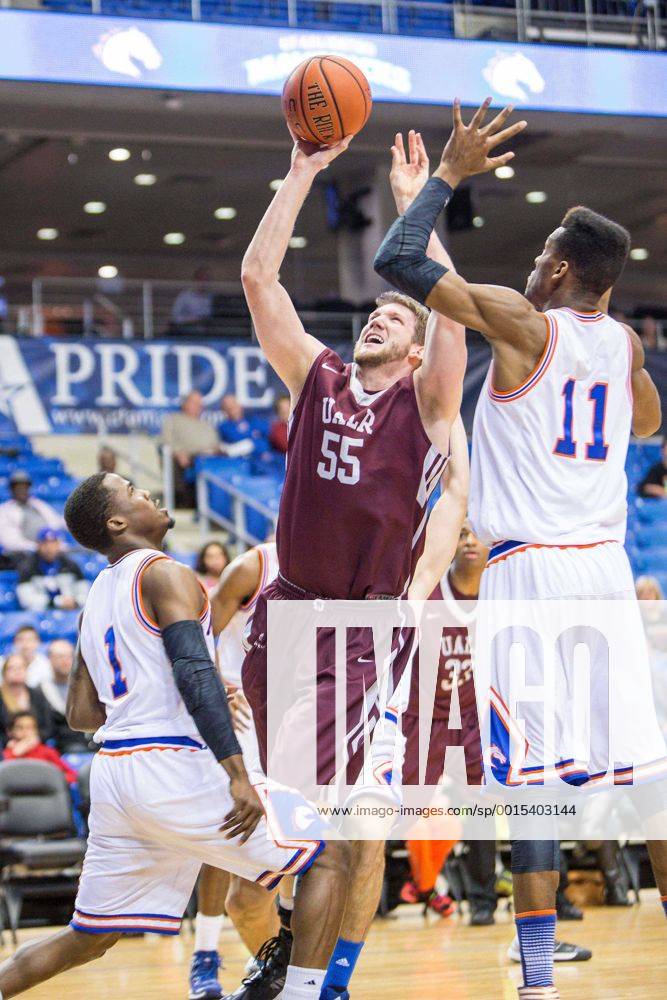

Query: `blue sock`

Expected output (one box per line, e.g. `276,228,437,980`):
662,895,667,918
322,938,364,992
515,909,557,987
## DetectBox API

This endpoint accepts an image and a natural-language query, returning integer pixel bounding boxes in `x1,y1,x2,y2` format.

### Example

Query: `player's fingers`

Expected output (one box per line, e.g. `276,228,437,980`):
452,97,463,129
487,120,527,149
408,129,418,164
470,97,492,130
482,104,514,135
487,150,516,168
415,132,429,167
394,132,406,162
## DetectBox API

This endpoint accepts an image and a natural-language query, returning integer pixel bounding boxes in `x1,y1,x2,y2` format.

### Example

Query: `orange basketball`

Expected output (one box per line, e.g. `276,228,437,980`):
282,55,372,146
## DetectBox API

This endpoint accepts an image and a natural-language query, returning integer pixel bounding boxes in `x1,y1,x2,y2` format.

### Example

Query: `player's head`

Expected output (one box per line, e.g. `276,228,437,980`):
64,472,174,556
525,207,631,309
452,520,489,576
354,292,429,370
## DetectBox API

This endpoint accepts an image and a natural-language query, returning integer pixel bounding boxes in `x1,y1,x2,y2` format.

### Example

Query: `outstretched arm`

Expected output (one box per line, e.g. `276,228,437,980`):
241,133,351,399
388,130,467,439
624,324,662,437
408,416,469,600
375,101,545,356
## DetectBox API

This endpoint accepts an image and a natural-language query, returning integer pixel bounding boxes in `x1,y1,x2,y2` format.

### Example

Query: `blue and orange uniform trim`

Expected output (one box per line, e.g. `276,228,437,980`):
488,313,558,404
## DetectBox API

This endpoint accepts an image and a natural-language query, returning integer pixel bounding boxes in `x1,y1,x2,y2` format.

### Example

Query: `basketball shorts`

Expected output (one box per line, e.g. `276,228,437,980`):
400,703,485,787
71,738,324,936
477,540,667,787
242,575,416,795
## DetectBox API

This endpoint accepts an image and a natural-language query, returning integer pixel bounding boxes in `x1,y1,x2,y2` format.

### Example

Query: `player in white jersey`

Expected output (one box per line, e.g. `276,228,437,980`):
0,474,349,999
189,541,286,1000
374,98,666,1000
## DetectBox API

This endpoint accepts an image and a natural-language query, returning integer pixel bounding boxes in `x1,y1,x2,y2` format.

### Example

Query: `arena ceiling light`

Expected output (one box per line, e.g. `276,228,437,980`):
289,236,308,249
84,201,107,214
630,248,649,261
472,216,485,228
98,265,118,279
495,165,515,180
134,174,157,186
526,191,547,204
214,207,237,220
164,232,186,245
37,228,58,240
109,147,131,162
269,179,284,192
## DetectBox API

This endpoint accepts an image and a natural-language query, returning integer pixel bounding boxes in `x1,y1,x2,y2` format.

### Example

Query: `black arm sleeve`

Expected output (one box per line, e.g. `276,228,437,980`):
373,176,453,305
162,619,242,763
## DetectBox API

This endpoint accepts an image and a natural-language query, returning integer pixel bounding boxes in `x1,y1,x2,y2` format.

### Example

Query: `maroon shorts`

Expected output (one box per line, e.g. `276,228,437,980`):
400,704,484,787
242,575,416,786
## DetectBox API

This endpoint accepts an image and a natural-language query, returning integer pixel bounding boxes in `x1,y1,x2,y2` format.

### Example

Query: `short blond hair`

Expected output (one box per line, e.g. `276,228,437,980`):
375,291,429,346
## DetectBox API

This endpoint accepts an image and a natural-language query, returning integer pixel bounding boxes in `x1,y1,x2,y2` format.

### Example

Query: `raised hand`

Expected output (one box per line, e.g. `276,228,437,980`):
288,122,353,175
390,130,430,214
435,98,527,187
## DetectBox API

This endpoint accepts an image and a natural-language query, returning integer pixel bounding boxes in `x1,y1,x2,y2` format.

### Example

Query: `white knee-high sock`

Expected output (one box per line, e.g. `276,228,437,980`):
279,965,326,998
194,912,224,953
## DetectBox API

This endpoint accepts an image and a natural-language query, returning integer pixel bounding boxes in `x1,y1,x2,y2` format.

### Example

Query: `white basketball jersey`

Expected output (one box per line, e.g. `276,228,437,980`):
217,542,278,688
469,307,633,547
79,548,213,743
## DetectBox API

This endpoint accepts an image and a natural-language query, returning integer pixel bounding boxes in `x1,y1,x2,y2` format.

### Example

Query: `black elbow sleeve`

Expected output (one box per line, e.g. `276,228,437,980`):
163,619,242,763
374,176,453,305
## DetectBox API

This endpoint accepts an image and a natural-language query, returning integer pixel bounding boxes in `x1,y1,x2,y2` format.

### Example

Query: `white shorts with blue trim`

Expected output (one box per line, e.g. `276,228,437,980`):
476,540,667,787
72,736,323,936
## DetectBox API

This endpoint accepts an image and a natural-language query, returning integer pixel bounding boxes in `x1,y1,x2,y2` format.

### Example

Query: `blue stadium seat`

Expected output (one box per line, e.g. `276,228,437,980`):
297,1,382,32
636,499,667,526
396,2,454,38
100,0,195,20
636,525,667,549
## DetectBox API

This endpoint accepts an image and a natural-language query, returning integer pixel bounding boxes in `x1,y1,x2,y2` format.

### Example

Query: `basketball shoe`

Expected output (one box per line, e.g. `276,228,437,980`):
224,927,292,999
190,950,223,1000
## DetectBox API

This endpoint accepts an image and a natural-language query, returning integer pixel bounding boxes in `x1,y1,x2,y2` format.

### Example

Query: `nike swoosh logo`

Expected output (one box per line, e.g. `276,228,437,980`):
358,656,375,663
322,362,339,372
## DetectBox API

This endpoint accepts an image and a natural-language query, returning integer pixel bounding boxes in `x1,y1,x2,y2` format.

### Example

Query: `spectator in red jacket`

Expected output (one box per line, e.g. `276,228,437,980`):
269,394,291,455
2,711,77,783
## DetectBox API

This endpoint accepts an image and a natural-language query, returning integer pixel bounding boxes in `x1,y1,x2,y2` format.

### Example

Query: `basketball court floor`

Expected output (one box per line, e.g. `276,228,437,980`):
5,891,665,998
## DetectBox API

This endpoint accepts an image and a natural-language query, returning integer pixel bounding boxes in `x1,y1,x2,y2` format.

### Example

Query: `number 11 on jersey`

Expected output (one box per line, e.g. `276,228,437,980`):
104,626,129,699
554,379,609,462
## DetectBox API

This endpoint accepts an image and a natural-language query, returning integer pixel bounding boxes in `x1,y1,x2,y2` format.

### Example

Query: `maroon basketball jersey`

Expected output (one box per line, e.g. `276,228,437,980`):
406,572,478,719
277,348,447,599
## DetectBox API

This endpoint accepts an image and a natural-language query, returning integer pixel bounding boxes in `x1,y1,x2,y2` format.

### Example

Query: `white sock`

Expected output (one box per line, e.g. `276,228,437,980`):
194,912,224,953
279,964,325,998
279,892,295,911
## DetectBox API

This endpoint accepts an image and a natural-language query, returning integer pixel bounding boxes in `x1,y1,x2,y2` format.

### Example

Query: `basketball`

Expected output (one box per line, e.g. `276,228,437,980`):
282,55,372,146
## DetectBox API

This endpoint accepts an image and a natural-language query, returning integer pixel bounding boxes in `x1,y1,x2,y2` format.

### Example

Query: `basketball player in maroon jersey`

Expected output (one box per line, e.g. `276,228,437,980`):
238,125,468,999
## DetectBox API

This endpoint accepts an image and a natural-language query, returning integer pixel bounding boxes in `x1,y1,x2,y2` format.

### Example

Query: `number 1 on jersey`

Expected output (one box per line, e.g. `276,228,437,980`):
104,626,128,699
554,379,609,462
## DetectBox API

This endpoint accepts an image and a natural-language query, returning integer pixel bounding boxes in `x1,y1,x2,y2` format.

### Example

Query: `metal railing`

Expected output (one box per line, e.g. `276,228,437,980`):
1,0,664,49
196,466,278,547
20,276,369,342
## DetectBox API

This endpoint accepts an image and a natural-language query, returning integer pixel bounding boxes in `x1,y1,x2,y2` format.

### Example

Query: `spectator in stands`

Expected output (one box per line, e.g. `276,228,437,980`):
0,471,65,557
2,711,77,783
195,540,231,591
161,390,220,508
39,639,92,753
269,394,291,455
640,316,659,351
219,394,269,456
639,437,667,498
16,527,90,612
97,445,117,474
0,653,52,747
171,266,214,332
12,624,51,688
636,575,665,602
